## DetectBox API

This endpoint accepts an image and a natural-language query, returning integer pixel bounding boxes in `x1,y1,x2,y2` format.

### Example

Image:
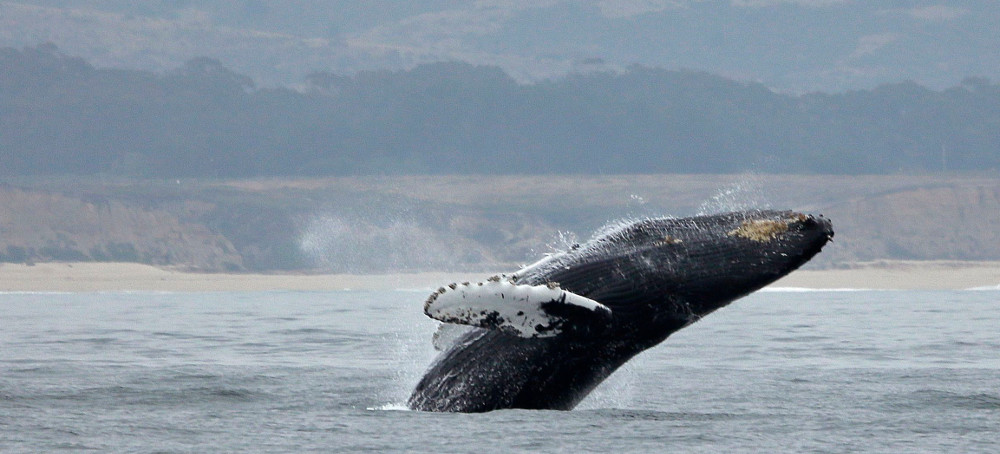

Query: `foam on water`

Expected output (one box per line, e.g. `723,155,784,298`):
367,403,411,412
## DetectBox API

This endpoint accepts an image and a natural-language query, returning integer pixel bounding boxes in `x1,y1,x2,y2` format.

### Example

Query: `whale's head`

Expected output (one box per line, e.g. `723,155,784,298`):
524,210,833,341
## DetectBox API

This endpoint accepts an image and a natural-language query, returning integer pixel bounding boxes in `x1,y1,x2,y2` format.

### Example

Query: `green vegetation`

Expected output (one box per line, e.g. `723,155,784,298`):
3,44,999,178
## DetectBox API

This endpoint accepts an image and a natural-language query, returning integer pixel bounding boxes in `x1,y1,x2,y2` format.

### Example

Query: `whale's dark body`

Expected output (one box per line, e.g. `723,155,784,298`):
408,210,833,412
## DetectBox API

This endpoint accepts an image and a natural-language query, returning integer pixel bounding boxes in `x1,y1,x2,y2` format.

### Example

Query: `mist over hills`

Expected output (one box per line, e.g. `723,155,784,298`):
2,44,999,178
0,1,997,92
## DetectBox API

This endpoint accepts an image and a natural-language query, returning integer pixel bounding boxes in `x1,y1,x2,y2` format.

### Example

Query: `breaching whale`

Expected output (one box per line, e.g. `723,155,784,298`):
408,210,833,412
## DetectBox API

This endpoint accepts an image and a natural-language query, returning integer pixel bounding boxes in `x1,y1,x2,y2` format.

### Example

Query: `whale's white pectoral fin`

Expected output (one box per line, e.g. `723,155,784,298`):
424,278,612,338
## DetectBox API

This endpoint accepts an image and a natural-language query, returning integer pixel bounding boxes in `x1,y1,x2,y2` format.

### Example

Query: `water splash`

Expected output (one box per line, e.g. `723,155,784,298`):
625,192,667,220
366,403,411,411
377,310,439,410
578,360,641,410
697,173,770,215
550,230,580,252
299,213,452,273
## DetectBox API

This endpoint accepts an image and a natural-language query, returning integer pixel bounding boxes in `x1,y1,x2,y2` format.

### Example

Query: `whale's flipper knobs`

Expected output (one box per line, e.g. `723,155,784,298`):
424,280,612,338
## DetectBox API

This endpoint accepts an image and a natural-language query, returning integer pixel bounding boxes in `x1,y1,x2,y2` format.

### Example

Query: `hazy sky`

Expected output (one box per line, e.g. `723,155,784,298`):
1,0,996,91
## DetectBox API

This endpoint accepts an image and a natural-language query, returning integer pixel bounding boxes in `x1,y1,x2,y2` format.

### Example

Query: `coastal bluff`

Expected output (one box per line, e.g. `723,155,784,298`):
2,174,999,272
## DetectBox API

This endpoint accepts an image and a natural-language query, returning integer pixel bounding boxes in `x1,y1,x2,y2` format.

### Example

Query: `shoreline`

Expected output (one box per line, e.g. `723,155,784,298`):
771,261,1000,291
1,261,998,293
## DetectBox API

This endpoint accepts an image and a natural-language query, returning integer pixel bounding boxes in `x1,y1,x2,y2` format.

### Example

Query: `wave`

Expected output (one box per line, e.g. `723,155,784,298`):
762,287,878,293
0,290,77,295
965,284,1000,291
0,290,180,296
366,402,411,411
896,389,1000,411
767,286,1000,292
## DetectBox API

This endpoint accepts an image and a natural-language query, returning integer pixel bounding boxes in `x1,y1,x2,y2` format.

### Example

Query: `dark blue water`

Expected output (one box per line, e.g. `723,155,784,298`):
2,289,998,453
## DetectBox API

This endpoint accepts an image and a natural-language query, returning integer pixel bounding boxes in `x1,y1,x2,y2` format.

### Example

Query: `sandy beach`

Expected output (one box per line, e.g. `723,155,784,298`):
0,262,493,293
1,261,998,292
771,261,1000,291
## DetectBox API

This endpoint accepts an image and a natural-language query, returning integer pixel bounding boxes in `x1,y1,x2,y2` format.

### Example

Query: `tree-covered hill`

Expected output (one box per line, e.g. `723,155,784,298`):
4,1,999,92
2,44,999,177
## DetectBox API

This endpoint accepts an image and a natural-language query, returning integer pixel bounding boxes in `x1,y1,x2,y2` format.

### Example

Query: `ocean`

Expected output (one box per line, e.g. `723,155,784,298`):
2,289,998,453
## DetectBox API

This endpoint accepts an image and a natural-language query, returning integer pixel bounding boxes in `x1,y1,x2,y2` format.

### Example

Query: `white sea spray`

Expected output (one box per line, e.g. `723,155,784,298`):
298,212,452,273
698,172,770,215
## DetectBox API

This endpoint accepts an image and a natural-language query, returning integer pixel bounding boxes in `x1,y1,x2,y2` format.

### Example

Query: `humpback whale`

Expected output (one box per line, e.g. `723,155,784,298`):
408,210,833,412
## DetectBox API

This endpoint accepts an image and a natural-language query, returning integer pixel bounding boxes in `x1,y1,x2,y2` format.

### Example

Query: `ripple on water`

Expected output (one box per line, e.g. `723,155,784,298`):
896,389,1000,411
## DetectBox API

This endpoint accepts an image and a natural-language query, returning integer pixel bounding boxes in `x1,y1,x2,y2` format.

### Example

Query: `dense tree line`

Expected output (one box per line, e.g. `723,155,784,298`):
2,44,999,177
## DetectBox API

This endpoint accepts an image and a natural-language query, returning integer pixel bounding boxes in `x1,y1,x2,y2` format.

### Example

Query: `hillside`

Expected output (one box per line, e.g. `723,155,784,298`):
4,45,1000,179
2,175,998,272
1,1,997,92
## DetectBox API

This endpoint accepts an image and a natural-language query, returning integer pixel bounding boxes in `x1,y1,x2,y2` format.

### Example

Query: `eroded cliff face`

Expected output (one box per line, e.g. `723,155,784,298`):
2,176,1000,272
0,187,243,270
0,183,548,272
826,183,1000,263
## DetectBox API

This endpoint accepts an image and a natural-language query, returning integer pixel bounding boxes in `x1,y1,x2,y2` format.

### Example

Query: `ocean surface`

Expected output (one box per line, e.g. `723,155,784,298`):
2,288,998,453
